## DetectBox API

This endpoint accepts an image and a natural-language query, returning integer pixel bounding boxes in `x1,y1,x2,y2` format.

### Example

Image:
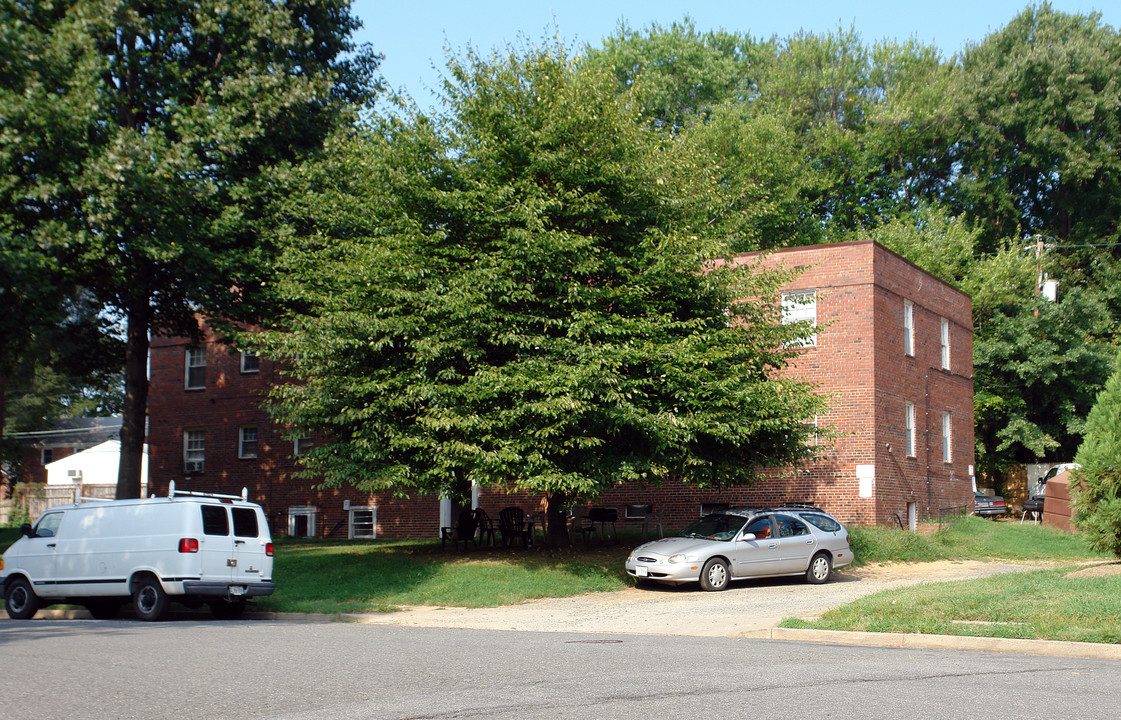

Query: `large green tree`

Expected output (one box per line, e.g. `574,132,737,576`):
0,0,380,497
257,43,827,545
951,4,1121,252
1072,354,1121,556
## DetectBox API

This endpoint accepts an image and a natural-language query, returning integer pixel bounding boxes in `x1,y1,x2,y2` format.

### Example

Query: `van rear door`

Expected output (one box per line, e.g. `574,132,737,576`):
229,506,270,593
199,504,236,585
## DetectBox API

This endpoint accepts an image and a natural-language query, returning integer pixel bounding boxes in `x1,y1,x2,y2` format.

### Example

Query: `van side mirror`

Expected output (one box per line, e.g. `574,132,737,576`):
20,523,33,538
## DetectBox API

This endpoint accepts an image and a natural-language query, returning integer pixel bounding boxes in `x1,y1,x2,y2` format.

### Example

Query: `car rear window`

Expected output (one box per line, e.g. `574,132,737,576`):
801,513,841,532
201,505,229,536
232,507,259,538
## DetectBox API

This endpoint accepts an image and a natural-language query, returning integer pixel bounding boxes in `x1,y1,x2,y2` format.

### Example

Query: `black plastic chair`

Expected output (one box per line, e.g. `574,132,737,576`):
441,509,478,551
473,508,497,547
498,506,532,547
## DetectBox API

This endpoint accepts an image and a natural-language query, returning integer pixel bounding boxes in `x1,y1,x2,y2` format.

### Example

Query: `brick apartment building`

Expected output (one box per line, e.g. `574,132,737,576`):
146,240,974,538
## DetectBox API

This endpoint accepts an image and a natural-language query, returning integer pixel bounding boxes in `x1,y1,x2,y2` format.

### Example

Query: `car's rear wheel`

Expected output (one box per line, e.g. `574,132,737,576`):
4,576,41,620
806,552,832,584
699,558,730,591
132,576,169,621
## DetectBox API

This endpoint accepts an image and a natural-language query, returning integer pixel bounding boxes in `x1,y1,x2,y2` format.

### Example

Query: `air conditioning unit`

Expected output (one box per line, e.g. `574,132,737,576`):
67,469,83,480
185,461,204,473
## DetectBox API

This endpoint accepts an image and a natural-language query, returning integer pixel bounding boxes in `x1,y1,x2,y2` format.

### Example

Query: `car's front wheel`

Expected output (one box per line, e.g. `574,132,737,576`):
4,576,41,620
806,552,832,584
699,558,730,591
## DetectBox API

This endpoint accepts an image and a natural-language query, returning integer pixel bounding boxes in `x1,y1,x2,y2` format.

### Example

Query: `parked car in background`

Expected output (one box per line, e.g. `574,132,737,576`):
973,491,1007,518
624,504,853,591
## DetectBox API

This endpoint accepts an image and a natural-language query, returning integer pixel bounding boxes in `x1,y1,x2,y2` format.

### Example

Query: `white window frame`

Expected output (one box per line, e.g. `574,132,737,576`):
185,347,206,389
294,436,314,458
781,289,818,347
905,402,916,458
239,426,258,459
942,411,952,463
240,351,260,374
287,506,318,537
41,448,54,465
940,317,951,370
348,506,377,539
184,430,205,473
903,300,914,356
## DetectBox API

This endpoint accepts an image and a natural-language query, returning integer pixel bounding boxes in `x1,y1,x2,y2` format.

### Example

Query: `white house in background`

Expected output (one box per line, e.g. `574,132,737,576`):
45,440,148,488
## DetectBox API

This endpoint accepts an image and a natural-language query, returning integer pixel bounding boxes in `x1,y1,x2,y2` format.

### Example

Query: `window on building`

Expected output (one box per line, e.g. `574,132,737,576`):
185,347,206,389
940,317,950,370
239,427,258,459
41,448,53,465
294,436,314,457
184,430,205,473
905,402,916,457
903,300,914,356
942,412,952,463
349,507,377,539
288,506,317,537
781,289,817,347
240,351,260,374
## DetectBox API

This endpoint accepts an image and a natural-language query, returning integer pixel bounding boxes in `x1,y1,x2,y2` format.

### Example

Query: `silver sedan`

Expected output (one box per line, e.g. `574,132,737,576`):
625,506,854,591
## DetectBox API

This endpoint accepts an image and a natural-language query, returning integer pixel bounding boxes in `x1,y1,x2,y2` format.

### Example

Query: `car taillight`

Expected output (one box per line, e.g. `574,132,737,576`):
179,538,200,553
265,543,274,557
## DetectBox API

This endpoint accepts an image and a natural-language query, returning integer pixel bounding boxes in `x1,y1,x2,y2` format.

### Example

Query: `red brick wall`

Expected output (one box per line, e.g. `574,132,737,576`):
146,241,975,536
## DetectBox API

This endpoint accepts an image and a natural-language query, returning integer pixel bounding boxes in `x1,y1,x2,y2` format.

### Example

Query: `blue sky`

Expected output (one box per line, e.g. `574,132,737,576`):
349,0,1119,108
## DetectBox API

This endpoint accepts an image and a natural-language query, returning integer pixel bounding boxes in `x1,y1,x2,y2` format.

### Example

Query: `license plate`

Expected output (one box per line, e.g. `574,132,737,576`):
635,566,649,577
229,585,246,596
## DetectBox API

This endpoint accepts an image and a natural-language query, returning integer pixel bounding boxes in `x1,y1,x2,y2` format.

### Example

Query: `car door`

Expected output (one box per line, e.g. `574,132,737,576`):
728,515,786,577
773,513,818,573
199,504,235,584
16,511,66,598
229,506,269,592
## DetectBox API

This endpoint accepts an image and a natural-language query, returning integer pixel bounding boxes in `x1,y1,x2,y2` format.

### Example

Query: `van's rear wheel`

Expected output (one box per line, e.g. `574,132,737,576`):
209,600,246,620
132,576,169,621
5,577,41,620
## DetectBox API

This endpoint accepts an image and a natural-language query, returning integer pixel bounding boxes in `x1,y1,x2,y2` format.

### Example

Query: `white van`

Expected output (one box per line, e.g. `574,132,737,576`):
1,483,274,621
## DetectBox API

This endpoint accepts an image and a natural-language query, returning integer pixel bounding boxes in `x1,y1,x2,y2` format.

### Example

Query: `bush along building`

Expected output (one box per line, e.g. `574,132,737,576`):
146,240,974,538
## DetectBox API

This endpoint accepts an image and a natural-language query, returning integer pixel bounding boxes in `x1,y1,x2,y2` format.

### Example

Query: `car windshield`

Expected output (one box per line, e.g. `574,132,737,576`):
677,514,748,541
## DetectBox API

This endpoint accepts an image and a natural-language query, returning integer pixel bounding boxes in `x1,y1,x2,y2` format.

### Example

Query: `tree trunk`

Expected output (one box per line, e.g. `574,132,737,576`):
116,297,150,499
544,490,571,547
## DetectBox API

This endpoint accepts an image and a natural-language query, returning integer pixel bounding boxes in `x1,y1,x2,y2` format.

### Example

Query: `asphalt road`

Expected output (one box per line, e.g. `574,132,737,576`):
2,618,1119,719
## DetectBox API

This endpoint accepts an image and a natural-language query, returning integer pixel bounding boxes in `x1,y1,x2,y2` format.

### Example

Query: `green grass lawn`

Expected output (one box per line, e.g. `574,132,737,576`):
782,517,1120,643
257,538,634,614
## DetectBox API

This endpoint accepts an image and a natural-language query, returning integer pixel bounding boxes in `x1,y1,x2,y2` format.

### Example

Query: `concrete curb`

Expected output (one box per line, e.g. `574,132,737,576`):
735,627,1121,660
24,608,1121,661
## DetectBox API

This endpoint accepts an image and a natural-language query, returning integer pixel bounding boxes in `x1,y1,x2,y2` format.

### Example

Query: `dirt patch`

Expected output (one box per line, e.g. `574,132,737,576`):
1065,561,1121,578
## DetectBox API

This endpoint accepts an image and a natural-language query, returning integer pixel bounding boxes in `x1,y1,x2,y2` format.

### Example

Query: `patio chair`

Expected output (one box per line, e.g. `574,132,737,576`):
440,509,479,551
498,506,532,547
473,507,497,547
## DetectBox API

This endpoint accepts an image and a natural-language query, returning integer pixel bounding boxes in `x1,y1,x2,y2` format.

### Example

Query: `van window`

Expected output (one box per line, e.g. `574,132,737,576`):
35,512,64,538
201,505,229,535
232,508,259,538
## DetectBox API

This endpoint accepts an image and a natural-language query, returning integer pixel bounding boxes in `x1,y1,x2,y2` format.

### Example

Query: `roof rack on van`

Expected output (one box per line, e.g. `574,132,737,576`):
166,480,249,502
78,495,113,503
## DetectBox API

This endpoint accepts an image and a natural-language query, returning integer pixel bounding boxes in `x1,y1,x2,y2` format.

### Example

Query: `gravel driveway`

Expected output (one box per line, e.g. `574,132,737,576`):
348,560,1044,637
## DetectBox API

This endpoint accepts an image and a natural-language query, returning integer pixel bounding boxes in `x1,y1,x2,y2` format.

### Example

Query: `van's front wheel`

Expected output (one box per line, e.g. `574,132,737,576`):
132,576,169,621
5,577,41,620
